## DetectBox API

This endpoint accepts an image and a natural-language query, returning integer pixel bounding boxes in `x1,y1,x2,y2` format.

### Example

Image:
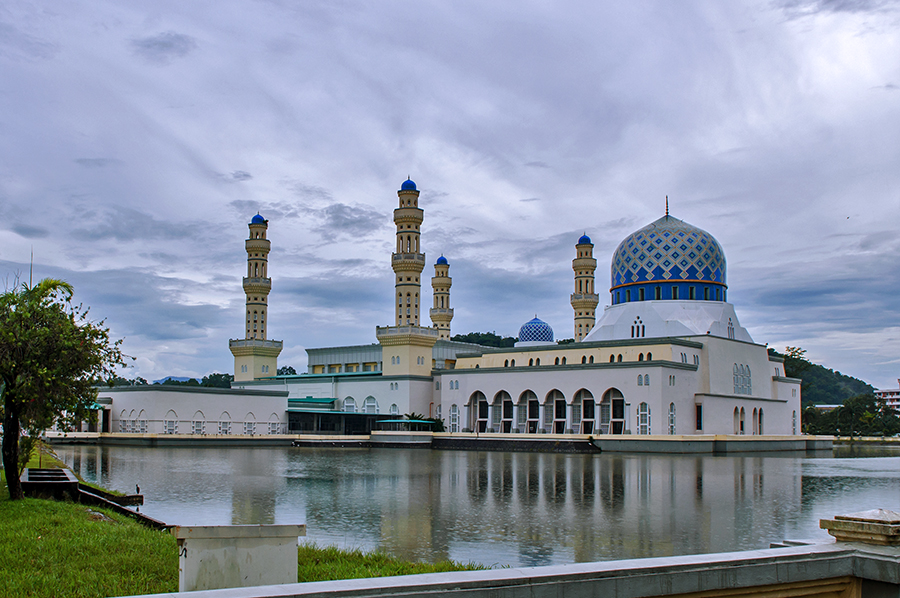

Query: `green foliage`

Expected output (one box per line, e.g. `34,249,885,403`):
107,375,148,387
0,279,126,499
451,331,517,348
17,435,39,476
803,394,900,436
297,543,484,583
156,373,233,388
402,413,445,432
277,365,297,375
768,346,874,406
201,372,233,388
557,338,575,345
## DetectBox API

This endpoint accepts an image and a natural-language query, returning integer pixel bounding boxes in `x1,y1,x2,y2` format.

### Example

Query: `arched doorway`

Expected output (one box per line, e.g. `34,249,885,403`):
547,389,566,433
519,390,539,433
575,389,595,434
600,388,626,434
470,391,488,433
494,391,513,433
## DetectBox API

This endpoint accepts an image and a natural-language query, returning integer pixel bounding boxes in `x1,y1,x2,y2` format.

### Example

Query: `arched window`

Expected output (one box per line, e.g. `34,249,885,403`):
727,318,735,339
647,352,652,361
668,403,676,435
589,355,594,364
450,404,460,433
529,358,534,366
752,408,758,435
617,354,623,362
609,355,615,363
562,357,567,365
638,402,650,435
792,410,797,435
390,403,399,416
637,375,643,386
505,359,509,367
582,355,587,364
554,357,559,365
510,359,515,367
343,398,357,413
363,397,379,414
739,407,745,434
638,353,644,362
535,358,541,366
733,407,740,434
644,374,649,386
758,408,764,435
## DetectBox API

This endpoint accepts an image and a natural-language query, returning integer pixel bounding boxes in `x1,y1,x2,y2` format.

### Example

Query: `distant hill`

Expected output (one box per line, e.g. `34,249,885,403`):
768,348,873,407
153,376,192,384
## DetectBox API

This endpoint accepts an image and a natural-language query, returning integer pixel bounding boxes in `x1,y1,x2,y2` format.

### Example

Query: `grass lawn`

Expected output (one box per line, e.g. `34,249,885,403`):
0,443,483,597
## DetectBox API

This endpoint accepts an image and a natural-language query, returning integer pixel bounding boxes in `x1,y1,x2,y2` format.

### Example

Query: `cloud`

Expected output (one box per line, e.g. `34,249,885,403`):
231,171,252,181
131,31,198,64
311,203,387,241
69,206,196,242
11,224,50,239
0,22,57,61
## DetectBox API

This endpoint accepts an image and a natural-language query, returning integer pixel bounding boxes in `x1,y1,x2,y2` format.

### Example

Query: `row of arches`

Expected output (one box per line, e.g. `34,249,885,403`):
118,410,282,435
733,407,764,435
467,388,628,435
342,397,400,416
499,353,653,368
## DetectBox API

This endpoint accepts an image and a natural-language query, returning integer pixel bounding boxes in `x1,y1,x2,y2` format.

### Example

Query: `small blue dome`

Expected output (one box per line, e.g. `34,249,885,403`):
401,178,417,191
436,255,448,265
578,234,592,245
251,214,265,224
518,317,554,343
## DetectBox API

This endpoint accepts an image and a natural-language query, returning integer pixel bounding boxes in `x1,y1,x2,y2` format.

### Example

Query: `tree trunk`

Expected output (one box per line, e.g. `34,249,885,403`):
2,399,23,500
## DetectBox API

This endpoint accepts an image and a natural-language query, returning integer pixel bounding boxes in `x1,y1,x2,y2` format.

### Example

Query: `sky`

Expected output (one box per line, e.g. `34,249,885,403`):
2,0,899,388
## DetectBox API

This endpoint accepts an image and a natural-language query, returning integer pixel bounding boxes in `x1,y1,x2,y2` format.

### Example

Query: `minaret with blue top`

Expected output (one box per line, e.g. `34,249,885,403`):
430,255,453,339
230,213,282,381
376,178,439,379
571,234,599,342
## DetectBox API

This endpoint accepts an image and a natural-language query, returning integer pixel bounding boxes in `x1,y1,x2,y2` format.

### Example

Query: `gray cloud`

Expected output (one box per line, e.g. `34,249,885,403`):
131,31,198,64
70,206,196,242
311,203,387,241
231,171,252,181
11,224,50,239
0,22,57,61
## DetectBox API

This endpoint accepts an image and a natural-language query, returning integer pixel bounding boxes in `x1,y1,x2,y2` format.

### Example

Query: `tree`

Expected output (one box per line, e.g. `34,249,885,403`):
201,373,233,388
451,332,517,348
277,366,297,376
0,279,125,500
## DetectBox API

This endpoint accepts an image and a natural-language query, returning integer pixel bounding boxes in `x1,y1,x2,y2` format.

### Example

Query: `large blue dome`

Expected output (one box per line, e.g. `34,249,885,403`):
610,215,727,304
251,214,265,224
401,178,417,191
519,317,554,343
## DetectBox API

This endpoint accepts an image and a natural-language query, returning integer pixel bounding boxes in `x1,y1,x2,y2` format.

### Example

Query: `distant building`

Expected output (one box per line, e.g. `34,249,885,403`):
875,380,900,413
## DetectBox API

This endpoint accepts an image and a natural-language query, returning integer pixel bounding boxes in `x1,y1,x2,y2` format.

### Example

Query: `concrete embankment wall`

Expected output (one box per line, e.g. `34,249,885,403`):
123,542,899,598
47,431,833,453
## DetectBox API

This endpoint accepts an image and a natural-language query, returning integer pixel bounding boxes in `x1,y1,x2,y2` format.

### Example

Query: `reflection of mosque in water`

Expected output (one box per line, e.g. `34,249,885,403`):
60,446,809,565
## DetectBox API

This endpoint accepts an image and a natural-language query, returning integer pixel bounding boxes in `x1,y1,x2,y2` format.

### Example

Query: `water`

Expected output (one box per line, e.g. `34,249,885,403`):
54,444,900,567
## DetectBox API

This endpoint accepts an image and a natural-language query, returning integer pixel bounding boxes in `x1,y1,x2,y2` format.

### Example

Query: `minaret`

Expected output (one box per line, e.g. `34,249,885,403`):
392,178,425,326
430,256,453,339
230,214,282,381
571,234,600,342
376,178,438,380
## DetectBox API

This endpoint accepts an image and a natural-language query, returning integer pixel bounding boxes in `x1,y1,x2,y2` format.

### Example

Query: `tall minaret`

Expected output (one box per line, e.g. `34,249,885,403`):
230,214,282,381
430,256,453,339
571,234,599,342
392,178,425,326
376,178,438,382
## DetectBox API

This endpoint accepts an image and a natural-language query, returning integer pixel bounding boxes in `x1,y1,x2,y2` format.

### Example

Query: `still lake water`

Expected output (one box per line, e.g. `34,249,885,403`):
54,444,900,568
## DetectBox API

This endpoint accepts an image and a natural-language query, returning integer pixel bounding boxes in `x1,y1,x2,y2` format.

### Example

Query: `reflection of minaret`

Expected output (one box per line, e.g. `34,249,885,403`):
571,234,599,342
230,214,282,381
430,256,453,339
376,179,438,379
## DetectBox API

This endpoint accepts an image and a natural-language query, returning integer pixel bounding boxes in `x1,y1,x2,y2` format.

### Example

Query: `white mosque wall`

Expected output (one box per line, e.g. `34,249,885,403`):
98,387,289,435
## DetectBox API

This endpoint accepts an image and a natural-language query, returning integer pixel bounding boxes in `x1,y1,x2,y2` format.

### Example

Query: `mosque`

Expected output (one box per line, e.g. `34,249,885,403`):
75,178,802,441
219,178,802,438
